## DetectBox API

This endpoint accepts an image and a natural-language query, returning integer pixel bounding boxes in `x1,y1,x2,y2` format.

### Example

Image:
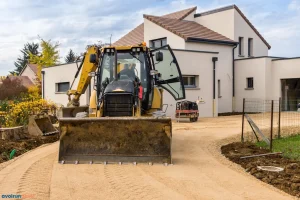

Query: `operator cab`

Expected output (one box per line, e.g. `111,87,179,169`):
91,45,185,116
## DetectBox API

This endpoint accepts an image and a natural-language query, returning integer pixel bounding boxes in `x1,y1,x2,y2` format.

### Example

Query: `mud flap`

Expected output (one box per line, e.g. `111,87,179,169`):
58,117,172,164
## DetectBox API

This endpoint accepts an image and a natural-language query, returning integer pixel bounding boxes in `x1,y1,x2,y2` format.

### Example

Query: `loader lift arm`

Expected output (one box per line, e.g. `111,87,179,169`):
67,45,100,107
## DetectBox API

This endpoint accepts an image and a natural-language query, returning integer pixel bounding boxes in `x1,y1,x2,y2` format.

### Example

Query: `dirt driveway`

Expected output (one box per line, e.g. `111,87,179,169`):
0,116,294,200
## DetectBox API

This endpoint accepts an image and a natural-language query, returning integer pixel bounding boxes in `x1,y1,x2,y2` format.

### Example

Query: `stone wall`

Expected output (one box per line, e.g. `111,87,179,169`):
0,126,28,140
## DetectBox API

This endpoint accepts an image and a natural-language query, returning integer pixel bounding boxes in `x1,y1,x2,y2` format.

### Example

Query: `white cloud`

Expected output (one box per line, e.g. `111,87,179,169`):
288,0,300,11
1,0,300,75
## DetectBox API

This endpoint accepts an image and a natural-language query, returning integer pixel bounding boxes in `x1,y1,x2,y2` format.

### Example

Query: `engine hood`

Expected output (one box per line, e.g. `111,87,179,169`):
104,80,135,94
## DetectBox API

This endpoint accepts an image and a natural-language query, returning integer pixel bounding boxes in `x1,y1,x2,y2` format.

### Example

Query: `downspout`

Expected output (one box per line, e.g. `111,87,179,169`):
232,44,238,112
41,71,45,99
212,57,218,117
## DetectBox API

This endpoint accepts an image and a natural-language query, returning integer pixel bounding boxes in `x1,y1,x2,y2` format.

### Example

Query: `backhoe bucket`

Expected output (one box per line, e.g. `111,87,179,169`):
58,117,172,164
28,114,58,136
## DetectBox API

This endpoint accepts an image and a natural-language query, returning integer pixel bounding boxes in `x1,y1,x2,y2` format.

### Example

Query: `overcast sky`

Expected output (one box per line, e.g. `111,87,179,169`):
0,0,299,75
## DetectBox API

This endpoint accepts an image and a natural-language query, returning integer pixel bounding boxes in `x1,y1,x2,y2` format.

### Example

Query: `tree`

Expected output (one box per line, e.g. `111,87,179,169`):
11,43,39,75
65,49,76,63
0,78,28,100
29,39,60,79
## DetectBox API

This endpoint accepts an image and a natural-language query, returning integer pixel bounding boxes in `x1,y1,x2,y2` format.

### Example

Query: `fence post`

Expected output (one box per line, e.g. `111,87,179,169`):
278,97,281,139
270,100,274,151
241,98,245,142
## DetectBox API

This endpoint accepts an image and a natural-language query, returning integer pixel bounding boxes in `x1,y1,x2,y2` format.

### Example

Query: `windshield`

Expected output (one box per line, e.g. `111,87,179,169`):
100,51,148,99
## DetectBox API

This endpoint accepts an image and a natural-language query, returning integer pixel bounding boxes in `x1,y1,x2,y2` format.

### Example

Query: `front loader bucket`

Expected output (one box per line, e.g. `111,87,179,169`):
58,117,172,164
28,115,59,136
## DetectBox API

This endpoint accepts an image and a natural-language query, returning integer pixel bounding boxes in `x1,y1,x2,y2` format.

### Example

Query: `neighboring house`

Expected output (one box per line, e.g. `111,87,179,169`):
41,5,300,117
6,76,35,88
19,64,39,84
42,62,91,107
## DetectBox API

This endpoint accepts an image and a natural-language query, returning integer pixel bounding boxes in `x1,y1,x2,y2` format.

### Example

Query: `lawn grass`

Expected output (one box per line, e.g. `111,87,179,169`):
256,134,300,160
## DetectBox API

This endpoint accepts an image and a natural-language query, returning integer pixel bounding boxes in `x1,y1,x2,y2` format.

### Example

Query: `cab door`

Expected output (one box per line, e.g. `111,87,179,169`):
151,45,185,100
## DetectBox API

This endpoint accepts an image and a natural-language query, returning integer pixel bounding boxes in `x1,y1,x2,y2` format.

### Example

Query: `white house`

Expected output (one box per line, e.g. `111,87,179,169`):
42,5,300,117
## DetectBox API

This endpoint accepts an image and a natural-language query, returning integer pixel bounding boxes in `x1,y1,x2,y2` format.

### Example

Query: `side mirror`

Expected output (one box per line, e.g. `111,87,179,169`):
89,54,97,63
155,52,163,62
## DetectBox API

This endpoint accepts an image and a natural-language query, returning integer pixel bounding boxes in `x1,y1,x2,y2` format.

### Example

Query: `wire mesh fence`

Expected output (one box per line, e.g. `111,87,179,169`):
242,98,300,160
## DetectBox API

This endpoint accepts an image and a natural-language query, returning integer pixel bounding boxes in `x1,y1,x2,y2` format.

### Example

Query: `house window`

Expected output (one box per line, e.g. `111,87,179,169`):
56,82,70,93
149,38,167,48
238,37,244,56
248,38,253,57
246,77,254,89
183,75,197,88
218,80,221,98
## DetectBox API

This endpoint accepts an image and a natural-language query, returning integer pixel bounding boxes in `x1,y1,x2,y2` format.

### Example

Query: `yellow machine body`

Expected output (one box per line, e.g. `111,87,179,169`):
58,43,185,164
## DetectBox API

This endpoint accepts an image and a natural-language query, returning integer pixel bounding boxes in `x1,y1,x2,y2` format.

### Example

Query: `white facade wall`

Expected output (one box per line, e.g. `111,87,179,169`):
194,9,235,40
164,50,218,118
272,58,300,100
235,58,300,111
42,63,89,107
234,10,268,58
234,58,271,111
185,43,233,114
144,19,185,49
194,8,269,59
20,66,36,84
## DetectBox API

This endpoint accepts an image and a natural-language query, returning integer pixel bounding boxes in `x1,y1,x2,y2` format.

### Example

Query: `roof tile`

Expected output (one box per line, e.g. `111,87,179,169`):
144,15,235,43
27,64,38,74
7,76,34,88
113,7,197,46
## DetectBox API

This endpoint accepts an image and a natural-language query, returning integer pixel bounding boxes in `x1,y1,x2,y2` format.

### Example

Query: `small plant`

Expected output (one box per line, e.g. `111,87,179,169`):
256,134,300,160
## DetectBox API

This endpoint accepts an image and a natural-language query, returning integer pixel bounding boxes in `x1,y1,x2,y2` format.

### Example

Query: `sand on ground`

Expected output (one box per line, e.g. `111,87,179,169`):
0,116,295,200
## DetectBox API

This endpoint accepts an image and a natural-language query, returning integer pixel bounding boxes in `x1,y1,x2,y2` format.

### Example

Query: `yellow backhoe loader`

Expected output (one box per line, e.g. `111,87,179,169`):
58,43,185,164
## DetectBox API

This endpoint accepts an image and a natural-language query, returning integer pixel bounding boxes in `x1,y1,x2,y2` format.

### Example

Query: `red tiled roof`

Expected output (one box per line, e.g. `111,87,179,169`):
113,7,197,46
162,6,197,19
7,76,34,88
143,15,235,43
27,64,38,74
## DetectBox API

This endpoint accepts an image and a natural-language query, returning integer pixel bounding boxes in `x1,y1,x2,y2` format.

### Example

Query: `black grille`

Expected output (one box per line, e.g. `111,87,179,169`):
103,93,134,116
